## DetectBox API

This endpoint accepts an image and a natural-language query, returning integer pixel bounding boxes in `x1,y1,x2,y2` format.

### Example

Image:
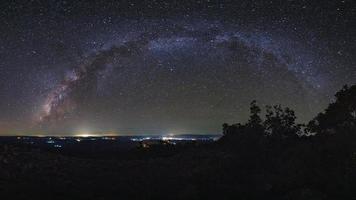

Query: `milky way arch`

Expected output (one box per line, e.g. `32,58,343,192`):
36,20,329,129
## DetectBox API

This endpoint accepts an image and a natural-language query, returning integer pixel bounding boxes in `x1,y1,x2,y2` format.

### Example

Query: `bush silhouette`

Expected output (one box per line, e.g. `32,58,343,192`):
307,84,356,135
264,105,302,138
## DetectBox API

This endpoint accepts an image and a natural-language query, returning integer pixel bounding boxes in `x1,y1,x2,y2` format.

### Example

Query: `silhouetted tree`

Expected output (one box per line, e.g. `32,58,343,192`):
264,105,301,138
243,100,265,139
247,100,262,127
222,123,229,135
308,84,356,134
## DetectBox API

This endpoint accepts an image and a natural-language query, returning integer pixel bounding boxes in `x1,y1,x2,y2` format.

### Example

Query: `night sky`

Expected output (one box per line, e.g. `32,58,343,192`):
0,0,355,136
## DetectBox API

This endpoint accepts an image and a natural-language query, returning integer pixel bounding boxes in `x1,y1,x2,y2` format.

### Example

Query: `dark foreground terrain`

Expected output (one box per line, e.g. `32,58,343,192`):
1,85,356,200
0,133,355,200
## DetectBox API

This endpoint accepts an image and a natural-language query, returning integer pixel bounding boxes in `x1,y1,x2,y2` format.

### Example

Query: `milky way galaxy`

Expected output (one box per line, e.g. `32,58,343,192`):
37,47,121,125
0,0,355,135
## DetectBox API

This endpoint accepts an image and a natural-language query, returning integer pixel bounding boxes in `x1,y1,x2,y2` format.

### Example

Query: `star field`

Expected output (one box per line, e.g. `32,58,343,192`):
0,0,355,135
